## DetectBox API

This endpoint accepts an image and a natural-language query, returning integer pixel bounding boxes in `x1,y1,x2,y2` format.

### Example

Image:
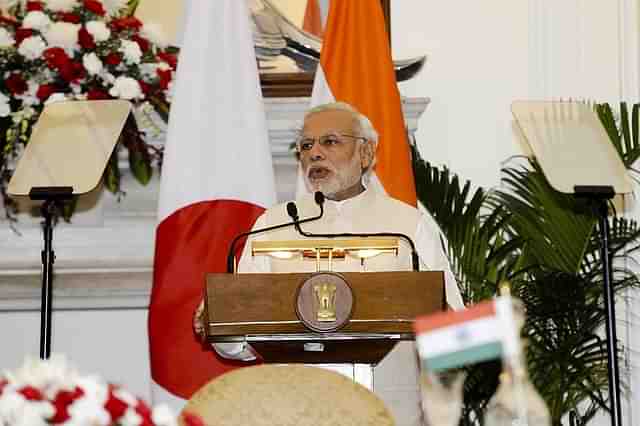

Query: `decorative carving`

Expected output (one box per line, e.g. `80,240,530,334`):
313,282,337,322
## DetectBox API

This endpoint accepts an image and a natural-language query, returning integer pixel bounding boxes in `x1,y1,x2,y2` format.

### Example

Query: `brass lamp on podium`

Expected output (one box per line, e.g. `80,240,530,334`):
252,238,399,270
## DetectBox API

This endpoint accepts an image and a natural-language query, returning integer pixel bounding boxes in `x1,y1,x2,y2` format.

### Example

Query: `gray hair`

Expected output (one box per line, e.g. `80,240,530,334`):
304,102,378,178
305,101,379,146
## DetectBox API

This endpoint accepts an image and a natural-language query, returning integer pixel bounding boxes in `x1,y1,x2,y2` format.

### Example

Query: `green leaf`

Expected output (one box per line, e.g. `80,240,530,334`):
124,0,140,16
491,160,596,274
596,102,640,167
104,151,120,193
128,146,153,185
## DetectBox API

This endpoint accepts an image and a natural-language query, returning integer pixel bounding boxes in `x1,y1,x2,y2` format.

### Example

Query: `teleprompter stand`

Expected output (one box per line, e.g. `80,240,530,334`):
8,100,132,360
29,186,73,359
512,101,633,426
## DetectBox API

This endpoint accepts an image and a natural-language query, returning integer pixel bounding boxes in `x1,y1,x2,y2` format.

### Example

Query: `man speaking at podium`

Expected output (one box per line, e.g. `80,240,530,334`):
203,101,463,425
235,101,462,304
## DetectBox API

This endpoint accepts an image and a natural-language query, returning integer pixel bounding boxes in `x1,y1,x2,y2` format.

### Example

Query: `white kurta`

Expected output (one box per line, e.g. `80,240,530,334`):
227,188,464,426
238,187,463,309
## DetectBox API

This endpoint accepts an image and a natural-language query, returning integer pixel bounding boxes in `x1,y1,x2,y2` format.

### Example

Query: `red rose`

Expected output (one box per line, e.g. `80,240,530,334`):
138,80,151,95
36,84,57,102
135,400,154,426
87,88,110,100
132,34,150,52
58,12,81,24
0,379,8,394
5,74,28,95
104,390,128,421
83,0,105,16
78,27,96,49
15,28,33,45
157,68,172,90
50,387,84,424
26,1,44,11
110,16,142,32
19,386,44,401
157,52,177,70
104,52,122,66
59,61,85,83
44,47,71,69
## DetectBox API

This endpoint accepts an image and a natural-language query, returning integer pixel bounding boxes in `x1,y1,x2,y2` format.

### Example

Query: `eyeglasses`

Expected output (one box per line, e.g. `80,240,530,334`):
295,133,367,153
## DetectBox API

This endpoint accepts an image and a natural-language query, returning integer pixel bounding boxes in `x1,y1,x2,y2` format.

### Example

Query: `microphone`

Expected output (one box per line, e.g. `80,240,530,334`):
288,191,325,237
286,194,420,271
225,191,325,273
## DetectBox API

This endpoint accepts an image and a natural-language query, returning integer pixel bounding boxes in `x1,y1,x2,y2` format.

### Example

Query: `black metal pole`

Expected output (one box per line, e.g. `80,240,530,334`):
597,200,623,426
39,200,56,360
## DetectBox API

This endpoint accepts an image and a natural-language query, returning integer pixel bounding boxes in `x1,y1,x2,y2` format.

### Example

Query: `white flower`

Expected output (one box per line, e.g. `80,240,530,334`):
138,63,158,80
17,36,46,60
0,93,11,117
0,391,26,424
113,388,137,406
15,80,40,106
152,404,177,426
102,0,127,16
83,52,103,75
67,397,111,426
141,22,168,48
45,93,68,105
0,27,15,48
109,76,142,100
86,21,111,42
102,72,116,84
119,40,142,65
75,376,108,403
45,0,78,12
120,408,143,426
5,356,78,395
22,11,51,32
45,22,80,54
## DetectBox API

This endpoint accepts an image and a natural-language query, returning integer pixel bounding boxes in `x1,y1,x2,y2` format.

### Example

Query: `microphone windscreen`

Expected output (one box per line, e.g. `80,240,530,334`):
286,201,299,220
314,191,325,206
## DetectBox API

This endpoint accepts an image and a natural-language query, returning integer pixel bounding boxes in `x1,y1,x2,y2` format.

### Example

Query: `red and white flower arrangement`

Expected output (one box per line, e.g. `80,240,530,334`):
0,355,182,426
0,0,177,219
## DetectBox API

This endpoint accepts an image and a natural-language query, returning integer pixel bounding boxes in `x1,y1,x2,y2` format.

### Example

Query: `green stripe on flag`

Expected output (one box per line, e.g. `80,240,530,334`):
424,342,503,372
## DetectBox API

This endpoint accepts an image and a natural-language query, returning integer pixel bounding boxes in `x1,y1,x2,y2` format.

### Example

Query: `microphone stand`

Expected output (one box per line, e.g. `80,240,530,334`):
225,193,325,273
288,196,420,272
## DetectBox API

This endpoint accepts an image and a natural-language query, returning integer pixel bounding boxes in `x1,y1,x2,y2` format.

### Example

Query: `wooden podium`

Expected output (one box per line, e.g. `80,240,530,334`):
204,271,445,365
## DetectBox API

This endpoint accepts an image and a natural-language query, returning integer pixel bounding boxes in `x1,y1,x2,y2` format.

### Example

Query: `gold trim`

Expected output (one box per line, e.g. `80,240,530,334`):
252,238,399,260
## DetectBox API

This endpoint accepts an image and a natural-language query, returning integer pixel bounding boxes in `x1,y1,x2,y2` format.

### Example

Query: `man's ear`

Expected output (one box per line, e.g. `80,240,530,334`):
360,141,374,169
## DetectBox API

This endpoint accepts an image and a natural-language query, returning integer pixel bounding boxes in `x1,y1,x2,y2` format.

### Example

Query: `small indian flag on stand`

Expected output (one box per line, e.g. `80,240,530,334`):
414,297,518,372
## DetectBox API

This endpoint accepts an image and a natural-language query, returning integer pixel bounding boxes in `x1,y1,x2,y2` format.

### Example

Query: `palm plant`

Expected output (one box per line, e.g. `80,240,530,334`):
411,101,640,425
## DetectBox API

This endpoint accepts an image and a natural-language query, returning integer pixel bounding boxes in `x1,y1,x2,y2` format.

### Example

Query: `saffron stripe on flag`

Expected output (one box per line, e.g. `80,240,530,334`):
414,299,517,372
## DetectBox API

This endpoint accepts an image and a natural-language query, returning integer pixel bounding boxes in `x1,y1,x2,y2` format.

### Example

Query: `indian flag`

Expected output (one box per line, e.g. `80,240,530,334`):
306,0,417,206
414,297,518,372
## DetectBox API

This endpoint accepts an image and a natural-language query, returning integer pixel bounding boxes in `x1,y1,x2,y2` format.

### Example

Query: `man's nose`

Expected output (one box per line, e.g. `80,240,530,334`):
308,141,325,161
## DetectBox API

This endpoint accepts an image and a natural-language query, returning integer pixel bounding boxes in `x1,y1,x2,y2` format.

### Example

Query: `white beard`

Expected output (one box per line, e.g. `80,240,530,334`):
304,153,362,198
